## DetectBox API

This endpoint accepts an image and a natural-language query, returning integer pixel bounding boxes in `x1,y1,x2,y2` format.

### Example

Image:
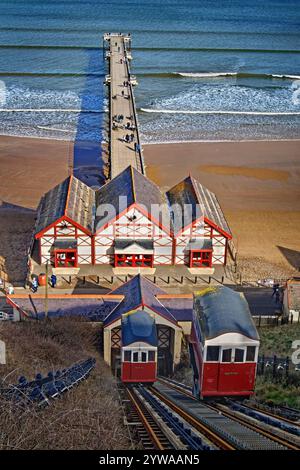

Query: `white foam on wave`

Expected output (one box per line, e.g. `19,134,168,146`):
176,72,300,80
176,72,238,78
141,108,300,116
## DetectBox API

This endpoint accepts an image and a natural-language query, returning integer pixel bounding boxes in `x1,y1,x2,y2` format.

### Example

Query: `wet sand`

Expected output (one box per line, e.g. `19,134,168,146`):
0,136,299,282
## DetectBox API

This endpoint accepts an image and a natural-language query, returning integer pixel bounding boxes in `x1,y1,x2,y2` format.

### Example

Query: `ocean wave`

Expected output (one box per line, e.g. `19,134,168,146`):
0,108,103,113
0,72,104,77
135,46,300,54
175,72,300,80
140,108,300,116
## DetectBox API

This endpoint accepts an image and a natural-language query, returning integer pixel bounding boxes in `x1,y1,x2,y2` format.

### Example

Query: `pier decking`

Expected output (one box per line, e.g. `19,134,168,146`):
104,33,145,178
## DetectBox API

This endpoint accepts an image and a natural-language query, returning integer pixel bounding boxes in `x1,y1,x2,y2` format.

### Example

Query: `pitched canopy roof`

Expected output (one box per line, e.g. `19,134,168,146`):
34,167,231,240
194,286,259,341
166,175,231,237
35,176,95,236
103,274,193,326
94,166,171,233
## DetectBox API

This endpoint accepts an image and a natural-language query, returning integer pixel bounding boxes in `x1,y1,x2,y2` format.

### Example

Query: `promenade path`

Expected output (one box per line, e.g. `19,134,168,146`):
105,33,145,178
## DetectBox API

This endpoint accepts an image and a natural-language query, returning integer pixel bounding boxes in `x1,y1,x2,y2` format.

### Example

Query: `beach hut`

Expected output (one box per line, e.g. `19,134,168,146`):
166,175,232,272
34,176,95,268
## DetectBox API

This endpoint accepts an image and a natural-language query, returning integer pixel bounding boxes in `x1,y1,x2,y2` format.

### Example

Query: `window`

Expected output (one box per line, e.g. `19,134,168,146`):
190,250,212,268
124,351,131,362
132,352,139,362
148,351,155,362
141,352,147,362
206,346,220,361
222,348,232,362
246,346,256,362
234,348,245,363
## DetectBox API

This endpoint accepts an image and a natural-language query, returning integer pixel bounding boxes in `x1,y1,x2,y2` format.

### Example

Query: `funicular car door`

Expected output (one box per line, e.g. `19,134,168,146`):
218,346,249,393
130,350,148,381
203,345,219,393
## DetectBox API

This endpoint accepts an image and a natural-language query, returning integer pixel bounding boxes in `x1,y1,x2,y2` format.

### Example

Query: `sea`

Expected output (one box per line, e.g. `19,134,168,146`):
0,0,300,145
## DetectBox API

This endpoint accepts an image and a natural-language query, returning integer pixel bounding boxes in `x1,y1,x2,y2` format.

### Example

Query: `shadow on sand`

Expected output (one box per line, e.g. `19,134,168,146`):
0,201,36,285
73,48,105,189
277,246,300,271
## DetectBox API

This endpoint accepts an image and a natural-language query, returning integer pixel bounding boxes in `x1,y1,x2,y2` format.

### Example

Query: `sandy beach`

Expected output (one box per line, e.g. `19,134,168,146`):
144,140,300,278
0,136,299,282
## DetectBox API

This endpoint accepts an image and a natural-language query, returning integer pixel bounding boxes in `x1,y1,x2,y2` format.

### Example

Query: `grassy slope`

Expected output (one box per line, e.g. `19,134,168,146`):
0,318,131,450
254,324,300,408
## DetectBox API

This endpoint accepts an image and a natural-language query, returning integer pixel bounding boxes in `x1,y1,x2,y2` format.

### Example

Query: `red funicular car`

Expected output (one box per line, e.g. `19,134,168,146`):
121,310,157,384
190,286,260,399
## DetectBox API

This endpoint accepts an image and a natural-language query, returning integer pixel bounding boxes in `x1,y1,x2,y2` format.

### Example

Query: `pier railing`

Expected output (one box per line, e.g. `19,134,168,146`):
123,44,146,175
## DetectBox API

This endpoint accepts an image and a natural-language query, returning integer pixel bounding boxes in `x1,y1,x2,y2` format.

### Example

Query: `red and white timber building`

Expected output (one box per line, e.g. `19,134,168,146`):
167,176,232,271
93,166,172,268
33,166,232,272
34,176,94,268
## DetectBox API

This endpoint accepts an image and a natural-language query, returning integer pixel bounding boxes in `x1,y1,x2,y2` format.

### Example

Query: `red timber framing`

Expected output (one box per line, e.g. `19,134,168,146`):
95,202,172,238
189,250,212,268
37,218,93,266
175,217,231,267
114,254,153,268
94,203,172,266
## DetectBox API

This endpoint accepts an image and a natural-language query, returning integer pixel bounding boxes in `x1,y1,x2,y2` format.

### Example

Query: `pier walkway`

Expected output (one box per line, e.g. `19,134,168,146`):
103,33,145,178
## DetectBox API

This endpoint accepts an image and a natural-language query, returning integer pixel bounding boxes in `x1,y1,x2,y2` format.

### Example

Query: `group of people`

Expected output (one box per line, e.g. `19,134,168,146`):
123,133,135,143
31,274,57,293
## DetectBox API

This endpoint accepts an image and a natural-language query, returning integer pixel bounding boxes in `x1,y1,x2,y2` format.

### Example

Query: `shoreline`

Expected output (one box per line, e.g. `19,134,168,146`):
1,132,300,145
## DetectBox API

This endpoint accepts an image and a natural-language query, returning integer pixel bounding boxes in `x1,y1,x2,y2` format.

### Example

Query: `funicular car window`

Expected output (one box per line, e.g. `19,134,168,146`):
222,348,232,362
206,346,220,361
124,351,131,362
141,352,147,362
148,351,155,362
133,352,139,362
234,348,245,362
246,346,256,362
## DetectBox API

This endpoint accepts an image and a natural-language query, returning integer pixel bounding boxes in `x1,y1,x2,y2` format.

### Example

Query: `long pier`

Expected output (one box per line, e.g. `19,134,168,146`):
103,33,145,178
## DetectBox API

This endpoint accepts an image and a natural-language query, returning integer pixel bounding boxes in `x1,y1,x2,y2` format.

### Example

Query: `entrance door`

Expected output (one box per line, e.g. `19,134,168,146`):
157,326,173,376
189,250,212,268
114,254,153,267
54,249,77,268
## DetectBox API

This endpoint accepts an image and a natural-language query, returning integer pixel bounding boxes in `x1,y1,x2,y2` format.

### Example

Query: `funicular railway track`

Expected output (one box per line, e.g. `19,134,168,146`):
124,385,214,450
153,378,300,450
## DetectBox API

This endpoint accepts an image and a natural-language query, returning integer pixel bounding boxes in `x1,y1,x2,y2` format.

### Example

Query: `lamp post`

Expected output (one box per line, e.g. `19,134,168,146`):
45,260,49,320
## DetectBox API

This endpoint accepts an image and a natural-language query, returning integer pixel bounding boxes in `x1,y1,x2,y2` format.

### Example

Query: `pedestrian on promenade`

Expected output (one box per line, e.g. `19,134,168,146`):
50,274,57,288
130,133,134,142
32,277,38,293
272,283,279,297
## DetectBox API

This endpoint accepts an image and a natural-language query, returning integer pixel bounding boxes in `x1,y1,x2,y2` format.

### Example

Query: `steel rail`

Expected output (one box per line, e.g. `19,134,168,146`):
208,402,300,451
150,386,236,450
157,377,299,450
126,387,171,450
